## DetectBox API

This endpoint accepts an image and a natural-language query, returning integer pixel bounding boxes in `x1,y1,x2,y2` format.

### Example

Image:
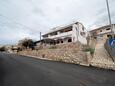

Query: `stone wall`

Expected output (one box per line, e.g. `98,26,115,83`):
18,42,91,66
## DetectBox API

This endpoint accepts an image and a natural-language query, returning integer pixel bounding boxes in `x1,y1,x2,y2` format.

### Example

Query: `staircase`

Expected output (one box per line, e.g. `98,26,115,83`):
91,39,115,69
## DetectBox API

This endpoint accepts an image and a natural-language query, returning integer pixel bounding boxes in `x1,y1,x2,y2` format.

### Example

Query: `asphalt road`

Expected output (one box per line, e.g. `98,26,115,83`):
0,52,115,86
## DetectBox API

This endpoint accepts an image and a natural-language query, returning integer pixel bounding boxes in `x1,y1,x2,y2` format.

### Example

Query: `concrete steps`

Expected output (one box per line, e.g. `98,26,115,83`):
91,40,115,69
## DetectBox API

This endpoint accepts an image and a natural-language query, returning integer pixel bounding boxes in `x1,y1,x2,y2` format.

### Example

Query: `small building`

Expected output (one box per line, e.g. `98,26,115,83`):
90,24,115,40
42,22,88,45
5,45,20,53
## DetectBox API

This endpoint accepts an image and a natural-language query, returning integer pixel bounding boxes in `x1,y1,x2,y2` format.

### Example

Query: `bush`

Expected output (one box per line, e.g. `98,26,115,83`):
83,47,94,55
49,45,57,49
34,45,43,50
0,46,6,52
18,38,35,50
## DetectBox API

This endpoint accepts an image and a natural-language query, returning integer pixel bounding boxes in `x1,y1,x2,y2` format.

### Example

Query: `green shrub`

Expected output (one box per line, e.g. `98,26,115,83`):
0,46,6,52
35,46,43,50
83,47,94,55
18,38,35,49
49,45,57,49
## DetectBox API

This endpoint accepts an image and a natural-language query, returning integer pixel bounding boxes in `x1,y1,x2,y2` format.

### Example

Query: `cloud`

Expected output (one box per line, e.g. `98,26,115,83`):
0,0,115,44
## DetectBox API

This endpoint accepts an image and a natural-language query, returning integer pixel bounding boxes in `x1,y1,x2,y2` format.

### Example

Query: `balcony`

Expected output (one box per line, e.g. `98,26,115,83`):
48,31,72,39
98,30,111,35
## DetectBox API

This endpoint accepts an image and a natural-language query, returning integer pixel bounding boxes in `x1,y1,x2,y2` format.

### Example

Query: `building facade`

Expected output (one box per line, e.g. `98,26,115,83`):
90,24,115,40
42,22,88,45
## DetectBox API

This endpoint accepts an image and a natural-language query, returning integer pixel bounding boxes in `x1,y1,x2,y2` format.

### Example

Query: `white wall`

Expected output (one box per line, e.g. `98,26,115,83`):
72,23,87,45
48,31,72,39
112,25,115,34
43,22,88,45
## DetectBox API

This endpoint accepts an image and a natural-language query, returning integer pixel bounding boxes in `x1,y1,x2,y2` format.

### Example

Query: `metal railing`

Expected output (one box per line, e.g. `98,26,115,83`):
104,39,115,61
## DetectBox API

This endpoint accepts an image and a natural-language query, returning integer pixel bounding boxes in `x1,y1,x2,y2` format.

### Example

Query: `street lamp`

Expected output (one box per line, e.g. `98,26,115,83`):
106,0,113,34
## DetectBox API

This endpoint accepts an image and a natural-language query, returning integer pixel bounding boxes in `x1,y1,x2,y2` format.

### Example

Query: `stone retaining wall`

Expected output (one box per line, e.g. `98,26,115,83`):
18,42,115,70
18,42,91,66
18,49,88,64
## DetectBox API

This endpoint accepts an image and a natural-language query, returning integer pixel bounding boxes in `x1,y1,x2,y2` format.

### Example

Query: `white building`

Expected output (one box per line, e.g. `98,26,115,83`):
42,22,88,45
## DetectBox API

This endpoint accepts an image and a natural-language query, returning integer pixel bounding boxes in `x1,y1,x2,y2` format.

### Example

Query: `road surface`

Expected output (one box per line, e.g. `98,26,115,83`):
0,52,115,86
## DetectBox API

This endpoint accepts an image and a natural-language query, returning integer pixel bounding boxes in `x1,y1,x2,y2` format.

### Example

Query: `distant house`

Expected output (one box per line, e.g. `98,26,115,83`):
2,45,21,53
90,24,115,40
42,22,88,45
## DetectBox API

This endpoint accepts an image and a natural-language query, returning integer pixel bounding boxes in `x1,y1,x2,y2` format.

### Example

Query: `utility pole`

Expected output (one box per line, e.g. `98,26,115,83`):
106,0,113,34
40,32,42,40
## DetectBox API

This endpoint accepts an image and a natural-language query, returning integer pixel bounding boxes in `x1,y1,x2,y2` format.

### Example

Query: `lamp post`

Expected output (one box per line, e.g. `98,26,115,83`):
106,0,113,34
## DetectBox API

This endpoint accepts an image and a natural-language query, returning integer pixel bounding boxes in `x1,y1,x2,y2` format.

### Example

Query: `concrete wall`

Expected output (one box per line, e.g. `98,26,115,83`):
72,23,87,45
89,38,97,49
42,22,88,45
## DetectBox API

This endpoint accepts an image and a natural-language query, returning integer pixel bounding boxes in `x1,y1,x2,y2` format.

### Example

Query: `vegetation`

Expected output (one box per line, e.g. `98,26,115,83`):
34,45,43,50
49,45,57,49
18,38,35,50
83,47,94,55
0,46,6,52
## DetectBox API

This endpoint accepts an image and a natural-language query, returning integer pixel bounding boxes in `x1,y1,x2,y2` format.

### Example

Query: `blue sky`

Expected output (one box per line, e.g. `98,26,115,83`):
0,0,115,44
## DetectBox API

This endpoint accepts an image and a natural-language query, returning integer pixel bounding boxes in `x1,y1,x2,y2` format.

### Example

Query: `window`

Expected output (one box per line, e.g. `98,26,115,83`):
43,35,48,38
80,32,86,37
94,37,97,39
50,32,57,36
107,35,111,37
106,28,110,30
61,40,63,43
60,26,72,33
100,30,102,32
99,34,103,37
82,27,84,31
68,39,72,42
57,40,59,44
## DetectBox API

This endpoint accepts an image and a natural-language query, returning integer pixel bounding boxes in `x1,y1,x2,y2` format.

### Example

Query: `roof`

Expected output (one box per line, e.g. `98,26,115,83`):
90,24,115,32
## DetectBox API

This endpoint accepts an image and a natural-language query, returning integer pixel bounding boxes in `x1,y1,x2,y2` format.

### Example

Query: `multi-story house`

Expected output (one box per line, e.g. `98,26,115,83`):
42,22,88,45
90,24,115,40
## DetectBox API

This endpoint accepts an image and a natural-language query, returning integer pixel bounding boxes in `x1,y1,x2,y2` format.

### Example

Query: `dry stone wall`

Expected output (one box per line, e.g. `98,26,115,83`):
18,42,90,66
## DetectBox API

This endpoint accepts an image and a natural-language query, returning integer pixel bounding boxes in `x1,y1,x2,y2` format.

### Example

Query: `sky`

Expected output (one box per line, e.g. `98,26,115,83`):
0,0,115,44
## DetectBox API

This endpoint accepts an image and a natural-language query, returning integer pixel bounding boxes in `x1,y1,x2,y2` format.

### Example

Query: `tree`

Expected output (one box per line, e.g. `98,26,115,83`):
0,46,6,52
18,38,35,50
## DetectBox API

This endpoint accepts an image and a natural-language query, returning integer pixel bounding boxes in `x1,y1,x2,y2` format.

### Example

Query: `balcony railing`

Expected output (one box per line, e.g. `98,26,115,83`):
98,30,111,35
48,31,72,39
